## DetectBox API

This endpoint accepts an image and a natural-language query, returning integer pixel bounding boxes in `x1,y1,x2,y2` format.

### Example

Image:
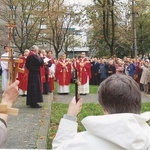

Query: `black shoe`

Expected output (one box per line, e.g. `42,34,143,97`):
31,104,42,108
22,94,27,97
63,93,69,95
58,93,69,95
42,93,48,95
80,93,87,95
58,93,63,95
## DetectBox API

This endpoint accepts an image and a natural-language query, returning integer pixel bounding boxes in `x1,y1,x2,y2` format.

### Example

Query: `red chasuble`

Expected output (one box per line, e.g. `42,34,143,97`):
47,56,55,91
17,56,28,91
55,59,72,86
76,58,91,85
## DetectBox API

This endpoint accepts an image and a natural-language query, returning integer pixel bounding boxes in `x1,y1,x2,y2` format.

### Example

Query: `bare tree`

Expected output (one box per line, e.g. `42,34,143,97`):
42,0,82,58
0,0,47,53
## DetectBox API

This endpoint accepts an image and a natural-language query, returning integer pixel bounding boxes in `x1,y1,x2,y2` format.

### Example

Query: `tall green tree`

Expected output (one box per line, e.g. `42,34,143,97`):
135,0,150,56
86,0,126,57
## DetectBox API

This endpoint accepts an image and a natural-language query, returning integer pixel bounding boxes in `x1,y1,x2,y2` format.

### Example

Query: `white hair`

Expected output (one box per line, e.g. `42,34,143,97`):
30,45,39,51
24,49,30,52
146,59,149,62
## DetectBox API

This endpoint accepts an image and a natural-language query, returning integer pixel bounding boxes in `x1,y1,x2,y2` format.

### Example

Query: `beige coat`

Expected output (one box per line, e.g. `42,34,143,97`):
140,65,149,84
146,65,150,83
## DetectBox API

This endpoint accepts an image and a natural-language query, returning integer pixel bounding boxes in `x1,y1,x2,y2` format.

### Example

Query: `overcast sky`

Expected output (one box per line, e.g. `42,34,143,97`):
65,0,126,5
65,0,93,6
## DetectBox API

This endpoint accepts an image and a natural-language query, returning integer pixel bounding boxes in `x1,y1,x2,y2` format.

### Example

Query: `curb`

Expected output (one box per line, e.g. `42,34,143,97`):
36,93,52,149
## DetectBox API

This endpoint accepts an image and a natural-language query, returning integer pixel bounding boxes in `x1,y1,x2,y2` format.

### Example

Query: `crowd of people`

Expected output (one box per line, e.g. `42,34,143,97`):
0,45,150,108
89,56,150,94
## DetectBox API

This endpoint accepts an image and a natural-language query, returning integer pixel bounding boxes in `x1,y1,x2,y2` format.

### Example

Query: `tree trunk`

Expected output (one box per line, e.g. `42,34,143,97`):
102,0,115,57
110,45,114,56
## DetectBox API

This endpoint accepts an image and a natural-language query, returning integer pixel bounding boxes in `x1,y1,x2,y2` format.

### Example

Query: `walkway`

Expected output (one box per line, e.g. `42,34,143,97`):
1,94,52,149
54,92,150,104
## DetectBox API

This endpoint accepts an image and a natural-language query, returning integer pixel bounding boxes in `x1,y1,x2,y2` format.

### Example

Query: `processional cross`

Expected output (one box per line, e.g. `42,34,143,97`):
0,23,24,116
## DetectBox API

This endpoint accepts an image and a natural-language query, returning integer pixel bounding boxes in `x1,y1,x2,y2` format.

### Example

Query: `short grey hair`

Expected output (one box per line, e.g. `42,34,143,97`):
30,45,39,51
98,74,141,114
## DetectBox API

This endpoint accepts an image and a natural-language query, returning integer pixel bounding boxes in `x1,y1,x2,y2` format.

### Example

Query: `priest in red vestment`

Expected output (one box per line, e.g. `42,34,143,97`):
47,50,55,92
76,52,91,95
17,49,30,96
55,54,72,94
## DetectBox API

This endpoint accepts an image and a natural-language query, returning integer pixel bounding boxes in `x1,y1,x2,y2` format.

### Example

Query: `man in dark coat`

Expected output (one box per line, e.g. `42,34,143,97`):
25,45,44,108
90,58,100,85
107,60,116,76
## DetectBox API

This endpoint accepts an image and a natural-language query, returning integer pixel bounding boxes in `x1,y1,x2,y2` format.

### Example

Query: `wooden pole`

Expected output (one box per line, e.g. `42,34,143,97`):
5,23,16,84
0,24,21,116
0,23,24,85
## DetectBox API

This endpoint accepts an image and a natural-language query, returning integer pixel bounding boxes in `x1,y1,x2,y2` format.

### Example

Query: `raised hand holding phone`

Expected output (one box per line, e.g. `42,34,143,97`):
67,97,82,117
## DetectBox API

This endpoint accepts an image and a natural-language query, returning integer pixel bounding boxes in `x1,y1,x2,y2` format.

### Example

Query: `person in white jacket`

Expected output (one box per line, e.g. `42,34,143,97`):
52,74,150,150
1,46,9,91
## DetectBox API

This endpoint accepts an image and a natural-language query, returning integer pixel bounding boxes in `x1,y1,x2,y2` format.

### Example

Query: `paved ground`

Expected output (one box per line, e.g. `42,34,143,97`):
0,91,149,149
54,92,150,104
1,93,52,149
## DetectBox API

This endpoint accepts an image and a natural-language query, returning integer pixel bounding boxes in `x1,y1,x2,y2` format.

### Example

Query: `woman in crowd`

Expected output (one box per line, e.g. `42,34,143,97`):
140,60,149,93
99,59,107,83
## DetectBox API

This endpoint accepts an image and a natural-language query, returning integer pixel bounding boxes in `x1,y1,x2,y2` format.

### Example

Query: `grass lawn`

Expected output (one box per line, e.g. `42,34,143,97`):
54,81,99,94
47,102,150,149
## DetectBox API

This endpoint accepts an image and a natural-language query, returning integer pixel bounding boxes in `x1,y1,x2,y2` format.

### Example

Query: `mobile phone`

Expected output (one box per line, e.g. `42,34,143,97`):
75,69,79,103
